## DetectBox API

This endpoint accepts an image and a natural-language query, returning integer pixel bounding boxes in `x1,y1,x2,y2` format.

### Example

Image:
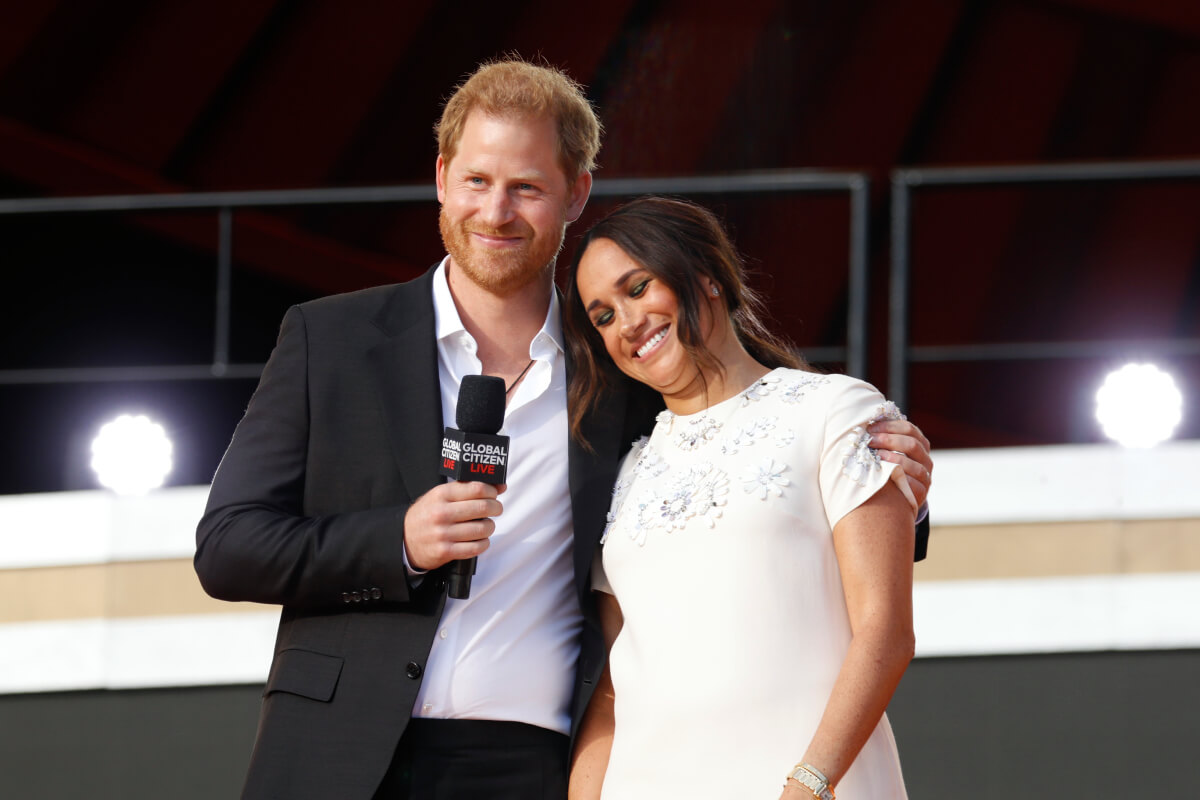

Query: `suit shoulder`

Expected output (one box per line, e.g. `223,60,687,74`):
293,267,437,324
297,282,407,317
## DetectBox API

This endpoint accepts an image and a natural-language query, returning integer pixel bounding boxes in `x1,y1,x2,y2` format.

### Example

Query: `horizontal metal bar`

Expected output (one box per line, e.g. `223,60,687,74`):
0,170,865,216
0,363,266,385
590,171,866,197
895,158,1200,188
795,346,847,364
0,185,438,215
0,349,852,385
908,339,1200,363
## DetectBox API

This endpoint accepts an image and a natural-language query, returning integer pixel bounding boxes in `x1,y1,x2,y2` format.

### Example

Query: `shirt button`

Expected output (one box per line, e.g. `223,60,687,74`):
439,629,448,639
422,703,433,713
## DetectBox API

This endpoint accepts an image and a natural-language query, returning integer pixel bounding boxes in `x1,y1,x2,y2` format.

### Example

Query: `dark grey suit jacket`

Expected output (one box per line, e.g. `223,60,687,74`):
195,266,660,800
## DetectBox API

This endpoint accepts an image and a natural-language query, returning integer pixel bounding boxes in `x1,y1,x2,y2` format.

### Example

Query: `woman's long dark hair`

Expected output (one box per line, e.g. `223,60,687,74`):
564,195,808,446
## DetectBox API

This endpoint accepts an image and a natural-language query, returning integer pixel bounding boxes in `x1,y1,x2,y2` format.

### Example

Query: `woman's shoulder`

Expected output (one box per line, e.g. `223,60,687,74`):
764,369,901,421
763,368,880,400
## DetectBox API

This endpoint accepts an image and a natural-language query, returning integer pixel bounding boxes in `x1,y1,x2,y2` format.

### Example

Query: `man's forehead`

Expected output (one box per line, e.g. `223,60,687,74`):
444,112,569,180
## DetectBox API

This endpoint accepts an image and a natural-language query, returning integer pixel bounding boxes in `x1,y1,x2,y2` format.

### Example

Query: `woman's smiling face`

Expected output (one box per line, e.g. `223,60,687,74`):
575,237,709,397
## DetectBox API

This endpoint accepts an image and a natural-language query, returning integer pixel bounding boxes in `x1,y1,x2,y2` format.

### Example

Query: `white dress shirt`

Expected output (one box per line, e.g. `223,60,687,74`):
411,258,580,735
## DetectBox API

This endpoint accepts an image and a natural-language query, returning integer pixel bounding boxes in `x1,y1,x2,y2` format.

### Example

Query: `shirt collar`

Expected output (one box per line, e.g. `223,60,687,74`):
431,257,565,357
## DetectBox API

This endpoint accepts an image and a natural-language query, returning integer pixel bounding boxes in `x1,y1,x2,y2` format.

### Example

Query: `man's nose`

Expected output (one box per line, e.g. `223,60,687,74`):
479,190,514,227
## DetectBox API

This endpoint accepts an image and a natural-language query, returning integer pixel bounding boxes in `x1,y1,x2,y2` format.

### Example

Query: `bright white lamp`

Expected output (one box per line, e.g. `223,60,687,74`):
90,414,174,494
1094,363,1183,448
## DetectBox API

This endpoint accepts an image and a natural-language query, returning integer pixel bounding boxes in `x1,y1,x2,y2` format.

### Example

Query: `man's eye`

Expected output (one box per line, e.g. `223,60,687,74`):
593,310,614,327
630,280,649,297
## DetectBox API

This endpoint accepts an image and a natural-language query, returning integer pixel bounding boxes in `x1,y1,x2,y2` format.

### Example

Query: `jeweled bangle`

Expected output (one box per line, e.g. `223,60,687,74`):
787,762,835,800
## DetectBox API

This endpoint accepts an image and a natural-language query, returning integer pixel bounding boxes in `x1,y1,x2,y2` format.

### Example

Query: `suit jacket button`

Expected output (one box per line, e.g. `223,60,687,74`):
351,591,362,602
405,662,423,680
371,587,382,600
341,593,352,603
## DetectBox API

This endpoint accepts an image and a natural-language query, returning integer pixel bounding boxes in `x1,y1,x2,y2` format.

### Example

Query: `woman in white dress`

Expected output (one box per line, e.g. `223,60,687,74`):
563,197,919,800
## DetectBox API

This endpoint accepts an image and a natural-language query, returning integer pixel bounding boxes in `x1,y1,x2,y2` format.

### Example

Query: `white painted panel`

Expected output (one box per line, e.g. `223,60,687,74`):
913,572,1200,657
926,440,1200,525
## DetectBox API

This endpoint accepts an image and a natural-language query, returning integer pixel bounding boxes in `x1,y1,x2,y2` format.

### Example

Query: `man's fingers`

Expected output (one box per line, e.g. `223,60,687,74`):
403,482,503,571
877,450,931,506
869,419,931,453
870,431,933,474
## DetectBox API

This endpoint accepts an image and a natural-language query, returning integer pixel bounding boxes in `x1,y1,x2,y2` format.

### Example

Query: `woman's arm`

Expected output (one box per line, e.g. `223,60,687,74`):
780,481,916,799
569,591,624,800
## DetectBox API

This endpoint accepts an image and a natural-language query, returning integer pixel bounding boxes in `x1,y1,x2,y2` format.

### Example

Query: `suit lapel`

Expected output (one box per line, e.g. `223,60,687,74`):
566,358,629,602
367,268,445,503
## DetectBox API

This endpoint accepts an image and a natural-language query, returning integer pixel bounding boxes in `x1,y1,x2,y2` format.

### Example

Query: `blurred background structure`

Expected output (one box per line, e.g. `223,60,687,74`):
0,1,1198,797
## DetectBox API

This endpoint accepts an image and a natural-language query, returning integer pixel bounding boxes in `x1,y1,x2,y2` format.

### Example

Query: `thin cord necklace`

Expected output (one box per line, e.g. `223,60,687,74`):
506,359,536,395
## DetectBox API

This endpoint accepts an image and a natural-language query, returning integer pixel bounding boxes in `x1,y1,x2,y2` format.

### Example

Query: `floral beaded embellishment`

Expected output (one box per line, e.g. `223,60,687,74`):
634,445,669,479
721,415,777,455
741,458,790,500
675,415,723,451
601,437,651,544
741,373,782,405
630,462,730,545
841,401,906,486
781,374,831,403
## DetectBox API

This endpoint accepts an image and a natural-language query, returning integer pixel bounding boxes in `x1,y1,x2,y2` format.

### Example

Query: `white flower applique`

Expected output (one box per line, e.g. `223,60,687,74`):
631,462,730,545
741,458,790,500
721,415,777,455
601,437,649,544
841,401,906,486
781,374,831,404
741,373,782,405
675,415,722,451
773,428,796,448
634,445,669,479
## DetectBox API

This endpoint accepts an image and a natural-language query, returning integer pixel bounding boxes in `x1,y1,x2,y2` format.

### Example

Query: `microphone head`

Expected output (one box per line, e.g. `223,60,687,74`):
456,374,506,434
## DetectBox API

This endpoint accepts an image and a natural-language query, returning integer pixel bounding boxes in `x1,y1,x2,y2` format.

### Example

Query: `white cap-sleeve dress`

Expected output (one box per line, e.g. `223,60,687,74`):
593,369,915,799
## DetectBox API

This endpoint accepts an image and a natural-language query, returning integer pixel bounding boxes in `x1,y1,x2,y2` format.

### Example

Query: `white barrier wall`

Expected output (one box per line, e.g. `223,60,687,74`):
2,441,1199,693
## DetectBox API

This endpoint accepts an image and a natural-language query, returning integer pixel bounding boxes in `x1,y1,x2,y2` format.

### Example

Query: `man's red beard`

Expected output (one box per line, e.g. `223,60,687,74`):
439,207,566,297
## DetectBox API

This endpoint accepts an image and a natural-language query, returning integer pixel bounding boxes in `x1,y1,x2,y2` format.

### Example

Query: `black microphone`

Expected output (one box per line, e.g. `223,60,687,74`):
438,374,510,599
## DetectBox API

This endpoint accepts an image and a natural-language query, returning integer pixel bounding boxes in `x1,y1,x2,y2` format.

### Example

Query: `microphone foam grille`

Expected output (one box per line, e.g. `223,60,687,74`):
456,374,507,433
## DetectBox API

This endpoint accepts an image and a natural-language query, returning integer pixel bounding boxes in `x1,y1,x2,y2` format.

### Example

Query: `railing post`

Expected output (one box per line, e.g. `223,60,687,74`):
888,172,912,411
214,207,232,376
846,175,870,379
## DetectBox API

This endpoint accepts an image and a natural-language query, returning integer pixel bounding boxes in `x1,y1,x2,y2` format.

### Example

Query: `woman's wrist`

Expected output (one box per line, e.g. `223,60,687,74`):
783,777,819,798
785,763,835,800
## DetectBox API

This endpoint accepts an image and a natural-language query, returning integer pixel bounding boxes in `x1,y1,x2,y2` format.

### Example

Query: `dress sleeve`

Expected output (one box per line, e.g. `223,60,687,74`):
818,377,918,530
592,435,650,594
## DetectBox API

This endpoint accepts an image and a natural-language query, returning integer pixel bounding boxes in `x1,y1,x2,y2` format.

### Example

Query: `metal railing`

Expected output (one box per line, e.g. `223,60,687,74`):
889,158,1200,409
0,170,872,385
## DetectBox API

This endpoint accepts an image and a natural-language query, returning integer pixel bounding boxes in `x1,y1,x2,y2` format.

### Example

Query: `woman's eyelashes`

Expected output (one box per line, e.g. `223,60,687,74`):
591,278,651,328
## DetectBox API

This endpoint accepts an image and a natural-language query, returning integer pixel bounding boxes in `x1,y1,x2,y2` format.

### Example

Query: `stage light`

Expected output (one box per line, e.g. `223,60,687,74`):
90,414,174,494
1094,363,1182,448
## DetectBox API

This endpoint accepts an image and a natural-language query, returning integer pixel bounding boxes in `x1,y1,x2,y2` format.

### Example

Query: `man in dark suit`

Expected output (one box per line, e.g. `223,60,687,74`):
195,58,933,800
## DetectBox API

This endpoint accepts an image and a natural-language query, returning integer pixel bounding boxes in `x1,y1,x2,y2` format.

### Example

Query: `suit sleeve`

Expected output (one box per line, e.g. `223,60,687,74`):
194,305,414,609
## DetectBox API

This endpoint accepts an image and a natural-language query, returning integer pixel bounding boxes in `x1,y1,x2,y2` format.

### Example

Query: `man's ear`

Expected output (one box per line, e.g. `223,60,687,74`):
565,171,593,223
435,154,447,204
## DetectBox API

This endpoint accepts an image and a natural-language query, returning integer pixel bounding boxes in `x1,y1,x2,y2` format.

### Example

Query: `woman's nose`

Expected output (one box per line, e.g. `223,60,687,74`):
618,307,645,339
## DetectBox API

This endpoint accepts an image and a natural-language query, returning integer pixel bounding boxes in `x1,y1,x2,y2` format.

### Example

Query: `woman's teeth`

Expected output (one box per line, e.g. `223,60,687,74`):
637,328,668,358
